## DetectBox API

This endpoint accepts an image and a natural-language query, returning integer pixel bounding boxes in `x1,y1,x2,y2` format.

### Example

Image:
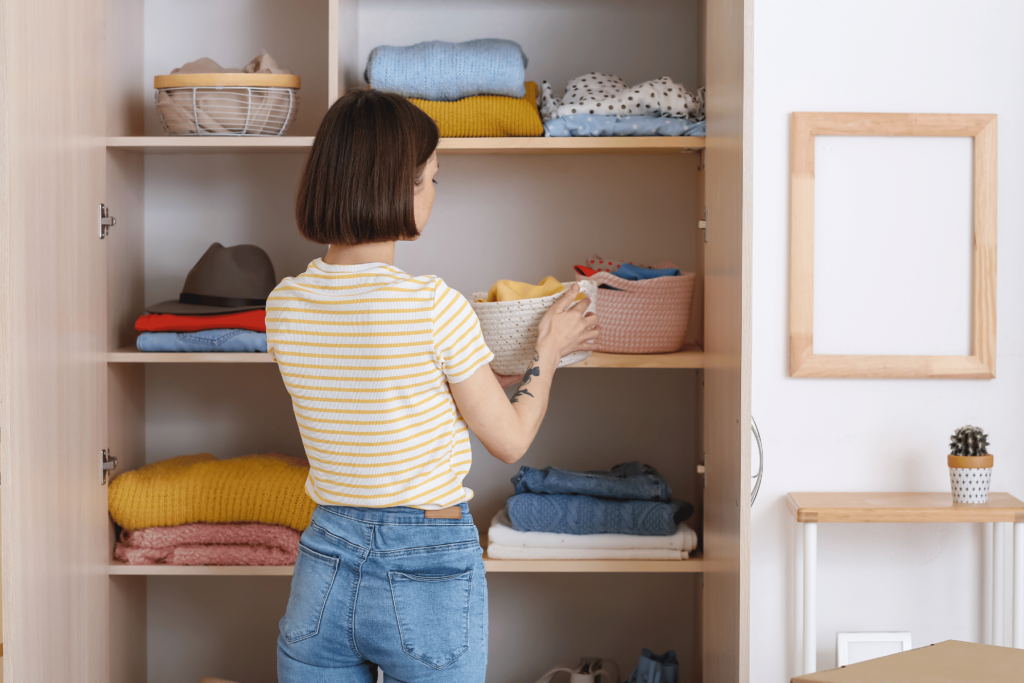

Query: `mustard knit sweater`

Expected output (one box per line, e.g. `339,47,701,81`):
409,81,543,138
108,453,316,532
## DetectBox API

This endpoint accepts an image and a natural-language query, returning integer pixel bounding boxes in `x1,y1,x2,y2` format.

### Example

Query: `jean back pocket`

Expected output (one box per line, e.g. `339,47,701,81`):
280,543,340,644
388,569,474,669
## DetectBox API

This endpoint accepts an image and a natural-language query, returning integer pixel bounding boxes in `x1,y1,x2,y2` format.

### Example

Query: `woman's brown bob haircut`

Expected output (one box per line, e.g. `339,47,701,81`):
296,89,439,245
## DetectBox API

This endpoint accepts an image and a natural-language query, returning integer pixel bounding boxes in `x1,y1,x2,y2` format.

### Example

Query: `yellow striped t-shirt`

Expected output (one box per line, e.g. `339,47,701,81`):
266,259,494,509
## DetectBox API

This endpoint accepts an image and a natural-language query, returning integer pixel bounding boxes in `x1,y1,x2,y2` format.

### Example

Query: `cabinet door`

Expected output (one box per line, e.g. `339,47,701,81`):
0,0,109,681
702,0,753,681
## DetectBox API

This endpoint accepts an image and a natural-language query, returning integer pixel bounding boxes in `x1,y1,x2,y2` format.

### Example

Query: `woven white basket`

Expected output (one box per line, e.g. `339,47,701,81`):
470,280,597,375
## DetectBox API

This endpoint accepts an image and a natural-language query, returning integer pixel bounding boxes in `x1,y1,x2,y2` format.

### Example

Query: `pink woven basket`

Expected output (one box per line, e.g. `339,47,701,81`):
575,261,696,354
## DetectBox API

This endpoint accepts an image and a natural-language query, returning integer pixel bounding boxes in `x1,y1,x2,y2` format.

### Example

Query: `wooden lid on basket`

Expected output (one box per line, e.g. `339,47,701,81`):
154,73,301,89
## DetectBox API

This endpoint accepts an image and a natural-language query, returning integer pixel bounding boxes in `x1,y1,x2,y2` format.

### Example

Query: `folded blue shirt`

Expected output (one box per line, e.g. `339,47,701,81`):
613,263,682,280
544,115,705,138
365,39,528,101
136,329,267,353
506,493,693,536
512,462,672,502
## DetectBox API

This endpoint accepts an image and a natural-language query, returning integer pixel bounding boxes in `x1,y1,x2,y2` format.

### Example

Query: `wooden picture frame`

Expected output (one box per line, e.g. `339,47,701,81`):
790,113,997,379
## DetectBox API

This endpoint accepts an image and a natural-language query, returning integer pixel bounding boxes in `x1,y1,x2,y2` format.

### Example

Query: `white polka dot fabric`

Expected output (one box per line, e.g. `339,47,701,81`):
539,73,705,123
949,466,993,504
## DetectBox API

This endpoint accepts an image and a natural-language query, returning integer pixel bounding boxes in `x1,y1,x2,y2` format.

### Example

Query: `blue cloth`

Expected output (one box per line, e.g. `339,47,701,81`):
136,329,267,353
278,504,487,682
628,650,679,683
364,39,527,101
511,462,672,502
614,263,682,280
506,494,693,536
544,114,705,138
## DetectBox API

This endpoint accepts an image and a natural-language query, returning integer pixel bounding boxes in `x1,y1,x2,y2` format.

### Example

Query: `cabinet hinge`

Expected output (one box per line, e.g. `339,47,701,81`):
99,204,117,239
698,207,708,243
698,455,706,488
101,448,118,485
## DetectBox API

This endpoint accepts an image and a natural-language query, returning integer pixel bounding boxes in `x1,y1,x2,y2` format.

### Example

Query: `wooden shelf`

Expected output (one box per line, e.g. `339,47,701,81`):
106,136,705,155
108,345,704,368
109,551,702,576
787,492,1024,524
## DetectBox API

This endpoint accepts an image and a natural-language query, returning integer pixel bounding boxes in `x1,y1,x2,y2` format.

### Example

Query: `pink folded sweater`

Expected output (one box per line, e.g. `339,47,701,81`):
115,523,300,566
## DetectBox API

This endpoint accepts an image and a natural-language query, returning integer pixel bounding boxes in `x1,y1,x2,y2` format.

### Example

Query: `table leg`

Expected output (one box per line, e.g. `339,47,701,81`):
995,522,1006,647
794,518,804,677
1014,522,1023,648
984,522,993,645
803,522,817,674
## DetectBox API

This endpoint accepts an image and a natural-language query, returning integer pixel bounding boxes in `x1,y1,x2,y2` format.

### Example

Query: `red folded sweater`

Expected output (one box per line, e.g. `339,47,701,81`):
135,310,266,333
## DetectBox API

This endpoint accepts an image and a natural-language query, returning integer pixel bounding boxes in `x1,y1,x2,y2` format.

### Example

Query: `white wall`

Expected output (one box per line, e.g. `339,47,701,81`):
752,0,1024,679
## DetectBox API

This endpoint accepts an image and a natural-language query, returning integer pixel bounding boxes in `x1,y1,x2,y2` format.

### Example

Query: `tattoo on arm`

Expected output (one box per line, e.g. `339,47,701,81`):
510,352,541,404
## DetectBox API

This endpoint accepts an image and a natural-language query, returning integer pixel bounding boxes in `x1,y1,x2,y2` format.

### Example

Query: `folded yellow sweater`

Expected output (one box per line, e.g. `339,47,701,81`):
108,453,316,532
410,81,543,138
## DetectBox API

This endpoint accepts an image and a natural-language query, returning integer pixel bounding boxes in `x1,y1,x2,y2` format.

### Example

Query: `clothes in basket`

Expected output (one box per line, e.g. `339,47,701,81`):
575,256,695,354
365,39,528,101
506,493,693,536
511,462,673,502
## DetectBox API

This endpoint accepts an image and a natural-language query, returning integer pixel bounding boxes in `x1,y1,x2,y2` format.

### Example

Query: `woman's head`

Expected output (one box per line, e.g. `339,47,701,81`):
296,89,440,245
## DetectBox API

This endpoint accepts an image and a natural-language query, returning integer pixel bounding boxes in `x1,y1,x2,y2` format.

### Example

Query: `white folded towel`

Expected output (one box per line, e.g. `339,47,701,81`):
488,510,698,551
486,544,688,560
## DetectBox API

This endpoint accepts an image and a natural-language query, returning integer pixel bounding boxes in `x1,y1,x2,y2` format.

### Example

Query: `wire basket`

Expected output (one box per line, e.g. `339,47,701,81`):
154,73,300,136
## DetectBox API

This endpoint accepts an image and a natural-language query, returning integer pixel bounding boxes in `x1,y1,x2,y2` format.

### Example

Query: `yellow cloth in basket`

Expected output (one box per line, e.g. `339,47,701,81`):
410,81,543,138
483,276,565,302
108,453,316,531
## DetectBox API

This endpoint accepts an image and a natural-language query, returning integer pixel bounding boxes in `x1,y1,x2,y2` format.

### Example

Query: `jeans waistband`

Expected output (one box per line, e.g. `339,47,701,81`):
316,503,473,526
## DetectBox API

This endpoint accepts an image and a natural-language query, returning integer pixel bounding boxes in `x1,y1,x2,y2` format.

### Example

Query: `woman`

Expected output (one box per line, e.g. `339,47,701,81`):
269,89,599,683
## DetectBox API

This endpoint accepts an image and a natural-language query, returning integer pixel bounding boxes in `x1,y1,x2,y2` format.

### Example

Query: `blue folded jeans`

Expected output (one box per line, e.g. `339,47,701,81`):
628,649,679,683
511,462,673,502
506,494,693,536
136,329,267,352
278,504,487,683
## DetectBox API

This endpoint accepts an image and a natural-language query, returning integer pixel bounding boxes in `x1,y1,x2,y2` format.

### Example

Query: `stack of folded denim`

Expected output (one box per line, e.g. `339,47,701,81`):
365,39,543,137
488,462,696,560
135,310,267,352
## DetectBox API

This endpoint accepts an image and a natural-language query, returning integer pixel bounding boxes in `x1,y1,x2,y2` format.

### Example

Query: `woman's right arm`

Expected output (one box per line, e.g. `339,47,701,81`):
449,284,598,464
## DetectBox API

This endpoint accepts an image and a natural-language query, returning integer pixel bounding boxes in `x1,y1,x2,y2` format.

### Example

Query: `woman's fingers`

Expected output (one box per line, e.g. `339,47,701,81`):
552,284,581,313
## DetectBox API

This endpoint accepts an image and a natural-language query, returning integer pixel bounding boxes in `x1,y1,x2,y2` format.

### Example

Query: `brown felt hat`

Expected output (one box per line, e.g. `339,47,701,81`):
146,243,277,315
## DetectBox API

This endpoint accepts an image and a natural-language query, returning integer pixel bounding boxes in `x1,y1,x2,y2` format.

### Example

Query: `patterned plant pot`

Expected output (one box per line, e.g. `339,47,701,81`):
948,454,994,504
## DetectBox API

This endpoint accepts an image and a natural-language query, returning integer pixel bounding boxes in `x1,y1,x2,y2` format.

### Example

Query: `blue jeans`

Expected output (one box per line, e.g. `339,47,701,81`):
511,462,673,502
136,329,267,352
506,494,692,536
278,504,488,683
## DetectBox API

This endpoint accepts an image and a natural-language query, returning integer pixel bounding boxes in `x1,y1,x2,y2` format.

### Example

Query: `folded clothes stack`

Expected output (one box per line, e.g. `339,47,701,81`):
108,452,315,566
488,462,696,560
365,39,543,137
137,243,274,353
539,73,705,138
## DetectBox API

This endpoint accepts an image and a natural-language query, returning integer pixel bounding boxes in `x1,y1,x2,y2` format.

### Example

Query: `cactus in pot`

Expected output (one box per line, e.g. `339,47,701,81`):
948,425,993,504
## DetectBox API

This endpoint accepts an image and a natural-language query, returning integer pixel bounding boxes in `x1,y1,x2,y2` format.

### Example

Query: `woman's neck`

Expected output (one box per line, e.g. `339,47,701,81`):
323,241,396,266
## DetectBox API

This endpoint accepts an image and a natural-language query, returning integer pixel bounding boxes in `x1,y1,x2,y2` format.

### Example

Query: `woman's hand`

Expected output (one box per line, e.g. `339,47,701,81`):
535,283,600,359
